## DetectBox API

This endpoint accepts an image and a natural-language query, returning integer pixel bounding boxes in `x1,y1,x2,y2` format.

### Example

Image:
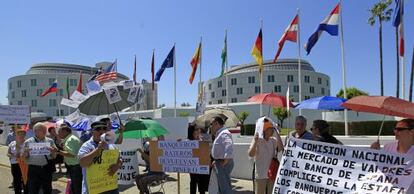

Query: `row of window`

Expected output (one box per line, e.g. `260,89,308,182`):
207,75,328,90
210,86,326,98
10,88,66,99
9,78,78,89
10,99,58,107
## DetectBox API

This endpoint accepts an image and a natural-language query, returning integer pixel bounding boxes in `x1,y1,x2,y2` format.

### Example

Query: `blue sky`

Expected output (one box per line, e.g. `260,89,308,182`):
0,0,413,106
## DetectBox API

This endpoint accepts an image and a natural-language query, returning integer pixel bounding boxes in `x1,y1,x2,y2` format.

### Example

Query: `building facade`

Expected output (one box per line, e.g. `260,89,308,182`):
8,62,157,116
204,58,330,104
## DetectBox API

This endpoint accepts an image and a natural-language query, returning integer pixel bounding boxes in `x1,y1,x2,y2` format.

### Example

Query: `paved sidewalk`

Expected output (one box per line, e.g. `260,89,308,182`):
0,145,253,193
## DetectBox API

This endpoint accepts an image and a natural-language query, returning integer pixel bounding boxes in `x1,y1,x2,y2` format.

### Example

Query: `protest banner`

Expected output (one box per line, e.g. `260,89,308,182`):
104,86,122,104
117,150,138,185
273,138,414,194
87,149,119,194
28,142,51,156
0,105,30,124
149,140,210,174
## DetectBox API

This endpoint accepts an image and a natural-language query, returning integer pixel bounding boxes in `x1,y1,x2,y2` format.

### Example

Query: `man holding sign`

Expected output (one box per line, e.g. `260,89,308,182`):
23,122,58,194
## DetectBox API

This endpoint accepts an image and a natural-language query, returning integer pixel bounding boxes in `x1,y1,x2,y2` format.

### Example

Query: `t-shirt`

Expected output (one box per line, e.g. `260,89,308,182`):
250,137,278,179
62,134,82,165
8,141,24,164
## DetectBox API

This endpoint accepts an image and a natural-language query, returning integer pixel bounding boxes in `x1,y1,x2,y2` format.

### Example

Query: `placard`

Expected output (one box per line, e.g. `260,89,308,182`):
122,80,134,90
150,140,210,174
273,138,414,194
127,86,139,103
87,149,119,194
0,105,30,124
61,98,80,108
28,142,51,156
117,150,138,185
104,86,122,104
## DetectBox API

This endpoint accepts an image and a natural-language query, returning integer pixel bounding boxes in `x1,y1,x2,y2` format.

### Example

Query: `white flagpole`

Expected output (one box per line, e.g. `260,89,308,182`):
297,9,302,116
339,0,349,135
400,0,405,99
225,30,230,107
260,19,264,117
174,43,177,117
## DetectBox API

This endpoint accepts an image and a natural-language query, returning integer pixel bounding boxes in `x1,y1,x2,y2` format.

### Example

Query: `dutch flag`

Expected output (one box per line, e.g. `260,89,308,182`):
305,4,340,55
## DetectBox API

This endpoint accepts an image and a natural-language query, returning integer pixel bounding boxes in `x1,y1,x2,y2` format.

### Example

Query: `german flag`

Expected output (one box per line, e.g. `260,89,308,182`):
251,29,263,73
189,42,202,84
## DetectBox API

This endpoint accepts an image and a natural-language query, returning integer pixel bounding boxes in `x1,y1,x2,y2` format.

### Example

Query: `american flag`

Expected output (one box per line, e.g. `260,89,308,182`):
96,60,118,83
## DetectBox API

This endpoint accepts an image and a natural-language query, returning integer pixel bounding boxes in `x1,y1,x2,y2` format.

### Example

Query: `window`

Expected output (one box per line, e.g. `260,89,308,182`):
326,80,329,86
321,88,325,95
304,76,310,83
310,86,315,93
287,75,294,82
56,109,65,116
305,96,310,100
37,89,43,97
17,81,22,88
218,100,223,104
231,98,237,103
208,84,212,90
211,92,215,98
268,75,275,82
21,90,26,97
17,101,22,105
217,81,223,88
70,79,77,86
49,99,57,107
318,77,322,84
222,89,227,97
11,91,15,98
236,88,243,95
30,79,37,86
274,85,281,93
49,78,55,85
293,85,299,93
31,100,37,107
9,102,12,105
255,86,260,94
248,76,255,84
208,101,212,105
9,82,12,90
231,78,237,85
56,89,64,96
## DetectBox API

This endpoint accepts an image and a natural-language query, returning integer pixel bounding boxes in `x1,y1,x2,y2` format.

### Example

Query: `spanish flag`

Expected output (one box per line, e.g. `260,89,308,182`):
189,42,202,84
251,29,263,73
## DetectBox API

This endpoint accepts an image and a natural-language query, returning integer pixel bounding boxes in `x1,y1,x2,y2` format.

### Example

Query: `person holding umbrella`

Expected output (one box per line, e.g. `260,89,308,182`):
370,119,414,154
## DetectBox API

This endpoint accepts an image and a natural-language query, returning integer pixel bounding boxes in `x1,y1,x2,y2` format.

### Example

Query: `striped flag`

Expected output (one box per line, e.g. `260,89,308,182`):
96,60,117,83
41,80,58,97
251,29,263,73
189,42,202,84
274,15,298,62
393,0,404,57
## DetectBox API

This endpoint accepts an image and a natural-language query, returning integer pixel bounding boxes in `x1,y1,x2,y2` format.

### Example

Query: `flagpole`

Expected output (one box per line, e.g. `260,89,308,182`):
152,49,156,119
199,37,203,98
260,19,264,117
134,55,138,118
400,0,405,99
339,0,349,135
174,43,177,117
297,9,302,116
225,30,229,107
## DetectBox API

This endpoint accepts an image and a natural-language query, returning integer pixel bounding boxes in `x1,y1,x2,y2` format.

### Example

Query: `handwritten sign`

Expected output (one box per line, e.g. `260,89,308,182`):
117,150,138,185
273,138,414,194
0,105,30,124
87,149,119,194
150,140,210,174
28,142,51,156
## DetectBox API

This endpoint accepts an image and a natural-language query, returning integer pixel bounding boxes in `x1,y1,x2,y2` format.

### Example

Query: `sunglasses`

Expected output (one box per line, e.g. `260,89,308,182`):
94,127,108,131
394,127,412,131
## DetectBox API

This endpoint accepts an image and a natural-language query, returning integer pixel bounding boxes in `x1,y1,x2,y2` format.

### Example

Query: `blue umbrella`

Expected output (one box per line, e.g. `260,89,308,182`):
295,96,347,110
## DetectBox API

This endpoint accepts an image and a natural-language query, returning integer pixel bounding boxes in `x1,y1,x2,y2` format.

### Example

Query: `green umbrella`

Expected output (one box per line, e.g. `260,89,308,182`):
119,119,168,139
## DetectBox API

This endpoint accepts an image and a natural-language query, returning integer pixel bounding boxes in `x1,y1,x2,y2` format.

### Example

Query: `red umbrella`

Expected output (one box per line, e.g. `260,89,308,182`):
247,93,294,107
341,96,414,119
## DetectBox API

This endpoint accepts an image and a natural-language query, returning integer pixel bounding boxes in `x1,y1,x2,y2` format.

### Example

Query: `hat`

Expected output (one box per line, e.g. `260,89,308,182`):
263,122,275,131
58,123,72,131
91,121,107,130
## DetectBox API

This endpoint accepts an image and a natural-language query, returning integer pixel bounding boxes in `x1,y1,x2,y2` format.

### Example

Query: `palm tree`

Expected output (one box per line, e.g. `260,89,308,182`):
368,0,393,96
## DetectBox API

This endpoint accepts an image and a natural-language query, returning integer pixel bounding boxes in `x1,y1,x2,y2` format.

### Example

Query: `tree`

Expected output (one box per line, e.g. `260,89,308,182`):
272,107,290,128
157,103,166,108
368,0,393,96
237,112,250,135
179,112,190,117
181,102,191,107
336,87,369,99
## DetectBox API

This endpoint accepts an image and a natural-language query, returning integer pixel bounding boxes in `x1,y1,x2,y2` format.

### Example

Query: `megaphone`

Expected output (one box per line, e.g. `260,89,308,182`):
100,130,116,144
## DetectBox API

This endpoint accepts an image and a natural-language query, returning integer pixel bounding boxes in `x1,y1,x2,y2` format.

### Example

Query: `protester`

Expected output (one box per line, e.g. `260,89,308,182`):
187,124,209,194
311,120,342,144
78,121,122,194
6,125,17,145
80,130,92,143
23,122,58,194
100,118,124,144
248,118,283,194
210,116,234,194
8,127,28,194
57,124,82,194
287,116,313,142
47,126,64,173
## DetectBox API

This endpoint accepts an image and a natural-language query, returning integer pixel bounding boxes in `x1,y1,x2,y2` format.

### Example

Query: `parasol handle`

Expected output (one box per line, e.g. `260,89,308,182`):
377,115,386,142
113,104,123,126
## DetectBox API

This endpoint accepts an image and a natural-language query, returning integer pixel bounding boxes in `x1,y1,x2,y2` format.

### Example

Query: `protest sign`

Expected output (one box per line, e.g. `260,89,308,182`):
150,140,210,174
28,142,51,156
86,80,101,95
0,105,30,124
70,90,87,102
273,138,414,194
104,86,122,104
61,98,80,108
122,80,134,89
87,149,119,194
117,150,138,185
127,86,139,103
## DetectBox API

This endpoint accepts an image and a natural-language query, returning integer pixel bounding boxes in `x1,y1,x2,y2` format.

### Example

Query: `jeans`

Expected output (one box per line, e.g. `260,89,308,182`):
66,164,82,194
28,165,53,194
215,159,234,194
11,163,27,194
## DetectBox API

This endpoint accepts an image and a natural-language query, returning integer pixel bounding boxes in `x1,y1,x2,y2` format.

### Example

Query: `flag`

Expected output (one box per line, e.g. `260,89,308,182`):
221,32,227,76
41,80,58,97
251,29,263,73
96,60,117,82
305,3,340,55
155,46,175,81
133,55,137,83
393,0,404,57
286,85,290,113
76,71,83,94
66,77,70,99
151,51,155,90
274,15,299,62
189,42,202,84
88,67,103,81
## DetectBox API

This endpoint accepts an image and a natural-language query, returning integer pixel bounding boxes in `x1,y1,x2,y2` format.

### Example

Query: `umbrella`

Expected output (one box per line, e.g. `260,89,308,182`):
295,96,347,110
341,95,414,139
247,93,294,107
194,107,239,129
120,119,168,139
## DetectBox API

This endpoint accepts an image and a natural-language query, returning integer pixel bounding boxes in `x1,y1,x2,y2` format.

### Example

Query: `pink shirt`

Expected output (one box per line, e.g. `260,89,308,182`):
383,141,414,155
